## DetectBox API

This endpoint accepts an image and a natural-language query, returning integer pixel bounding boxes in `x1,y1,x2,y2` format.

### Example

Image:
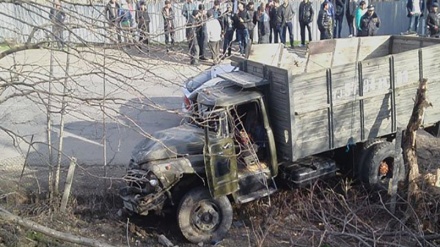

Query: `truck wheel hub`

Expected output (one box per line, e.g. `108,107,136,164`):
192,201,220,232
379,161,389,176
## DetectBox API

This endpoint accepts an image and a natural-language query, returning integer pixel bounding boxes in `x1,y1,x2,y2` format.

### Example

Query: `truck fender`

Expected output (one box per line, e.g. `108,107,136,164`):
148,158,202,189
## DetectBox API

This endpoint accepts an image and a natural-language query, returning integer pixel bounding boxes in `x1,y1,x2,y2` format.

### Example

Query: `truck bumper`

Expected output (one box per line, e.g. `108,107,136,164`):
119,186,167,216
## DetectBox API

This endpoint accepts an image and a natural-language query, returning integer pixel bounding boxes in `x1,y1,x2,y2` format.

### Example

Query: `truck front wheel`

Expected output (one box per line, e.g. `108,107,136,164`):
177,187,233,243
361,142,403,188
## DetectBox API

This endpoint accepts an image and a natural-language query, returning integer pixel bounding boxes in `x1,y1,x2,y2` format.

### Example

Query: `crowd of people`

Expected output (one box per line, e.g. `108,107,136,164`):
48,0,440,64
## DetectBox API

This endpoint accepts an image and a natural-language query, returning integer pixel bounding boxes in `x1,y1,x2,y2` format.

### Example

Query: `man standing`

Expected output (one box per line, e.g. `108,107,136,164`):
257,3,271,44
359,4,380,36
206,11,222,64
334,0,344,38
182,0,197,22
49,1,66,48
318,1,332,40
197,4,208,60
427,3,440,37
162,0,175,51
282,0,295,48
209,0,222,20
346,0,357,37
406,0,425,34
186,10,200,65
272,0,284,44
136,1,150,51
105,0,121,43
299,0,314,47
234,2,251,56
222,4,235,57
247,2,256,43
321,0,335,38
355,1,366,36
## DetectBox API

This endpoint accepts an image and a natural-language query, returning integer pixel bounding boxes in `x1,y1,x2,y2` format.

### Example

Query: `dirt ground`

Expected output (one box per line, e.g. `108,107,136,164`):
0,129,439,247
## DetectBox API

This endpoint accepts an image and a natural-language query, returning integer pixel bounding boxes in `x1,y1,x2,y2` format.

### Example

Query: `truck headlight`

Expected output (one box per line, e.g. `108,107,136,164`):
149,179,159,187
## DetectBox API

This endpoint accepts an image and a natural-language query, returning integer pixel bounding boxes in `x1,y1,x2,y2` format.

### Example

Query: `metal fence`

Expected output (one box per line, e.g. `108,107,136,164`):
0,1,413,45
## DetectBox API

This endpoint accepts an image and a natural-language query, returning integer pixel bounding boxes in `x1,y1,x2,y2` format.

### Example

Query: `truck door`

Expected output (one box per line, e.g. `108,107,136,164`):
203,109,239,198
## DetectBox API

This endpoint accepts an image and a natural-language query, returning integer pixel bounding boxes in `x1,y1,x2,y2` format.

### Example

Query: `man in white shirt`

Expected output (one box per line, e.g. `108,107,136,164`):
206,10,222,64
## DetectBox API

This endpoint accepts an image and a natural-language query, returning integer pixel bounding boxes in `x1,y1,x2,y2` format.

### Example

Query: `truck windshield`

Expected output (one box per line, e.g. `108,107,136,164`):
202,108,230,138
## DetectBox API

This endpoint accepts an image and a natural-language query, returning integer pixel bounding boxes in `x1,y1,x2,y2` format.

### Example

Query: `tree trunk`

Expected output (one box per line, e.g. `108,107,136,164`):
0,207,116,247
402,78,432,199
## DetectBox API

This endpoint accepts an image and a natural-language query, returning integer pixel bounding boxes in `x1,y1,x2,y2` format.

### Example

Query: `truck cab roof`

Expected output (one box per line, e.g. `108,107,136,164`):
197,84,263,108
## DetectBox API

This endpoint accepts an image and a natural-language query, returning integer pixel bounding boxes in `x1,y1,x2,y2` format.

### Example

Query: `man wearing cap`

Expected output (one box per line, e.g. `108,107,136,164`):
162,0,175,51
222,4,235,57
406,0,425,34
186,10,200,65
359,4,380,36
427,3,440,37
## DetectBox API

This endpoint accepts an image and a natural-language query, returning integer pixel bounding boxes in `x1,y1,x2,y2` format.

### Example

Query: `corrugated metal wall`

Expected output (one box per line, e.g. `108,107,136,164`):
0,1,413,45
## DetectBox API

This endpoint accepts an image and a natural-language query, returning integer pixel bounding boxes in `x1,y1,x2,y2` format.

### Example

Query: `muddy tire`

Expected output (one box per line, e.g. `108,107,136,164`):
177,187,233,243
361,142,402,188
356,138,386,178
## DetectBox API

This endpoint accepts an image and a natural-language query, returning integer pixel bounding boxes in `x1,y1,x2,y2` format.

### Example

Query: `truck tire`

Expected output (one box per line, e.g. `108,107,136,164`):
361,142,402,188
356,138,386,178
177,187,233,243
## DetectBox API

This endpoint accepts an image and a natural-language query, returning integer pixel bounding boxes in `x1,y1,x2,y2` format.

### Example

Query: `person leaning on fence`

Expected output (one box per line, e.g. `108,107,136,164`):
406,0,425,34
257,3,271,44
136,1,150,51
186,10,200,65
355,1,366,36
359,4,380,36
298,0,314,47
49,1,66,49
105,0,122,43
162,0,175,51
318,1,332,40
222,4,235,58
206,10,222,65
346,0,357,37
427,3,440,37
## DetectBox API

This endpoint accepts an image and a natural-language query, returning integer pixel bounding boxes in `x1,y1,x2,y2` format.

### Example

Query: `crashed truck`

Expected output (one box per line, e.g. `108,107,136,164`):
120,36,440,243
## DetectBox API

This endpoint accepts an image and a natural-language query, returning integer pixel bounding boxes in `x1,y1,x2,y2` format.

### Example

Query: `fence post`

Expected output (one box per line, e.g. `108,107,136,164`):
60,157,77,213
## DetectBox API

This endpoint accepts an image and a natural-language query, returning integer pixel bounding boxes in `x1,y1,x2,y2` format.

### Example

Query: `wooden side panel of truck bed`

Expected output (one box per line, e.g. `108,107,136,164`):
285,44,440,161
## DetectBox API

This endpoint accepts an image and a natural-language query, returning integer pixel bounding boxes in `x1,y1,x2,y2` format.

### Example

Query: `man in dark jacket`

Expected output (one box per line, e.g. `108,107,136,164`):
346,0,357,37
186,10,200,65
272,0,284,44
299,0,314,46
197,4,208,60
359,4,380,36
136,1,150,51
222,4,235,57
234,2,251,56
49,1,66,48
334,0,344,38
162,0,175,50
427,3,440,37
105,0,121,43
257,3,271,44
318,1,332,40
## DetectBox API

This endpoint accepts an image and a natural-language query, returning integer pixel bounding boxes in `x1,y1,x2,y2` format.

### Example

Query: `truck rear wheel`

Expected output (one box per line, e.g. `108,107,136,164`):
361,142,401,188
356,138,386,178
177,187,233,243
